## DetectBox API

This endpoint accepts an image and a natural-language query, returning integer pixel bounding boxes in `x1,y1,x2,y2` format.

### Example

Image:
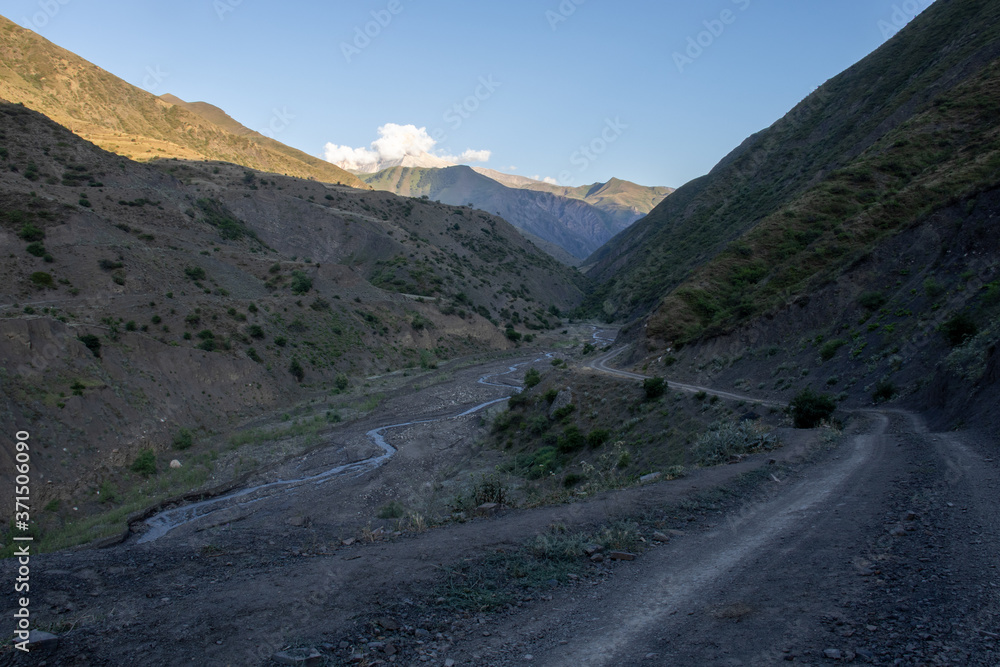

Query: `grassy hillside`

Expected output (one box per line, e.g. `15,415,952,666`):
0,103,585,543
582,0,1000,323
364,165,625,259
0,15,367,188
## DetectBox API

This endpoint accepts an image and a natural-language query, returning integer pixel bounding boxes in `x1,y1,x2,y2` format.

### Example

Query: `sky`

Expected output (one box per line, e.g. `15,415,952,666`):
6,0,936,189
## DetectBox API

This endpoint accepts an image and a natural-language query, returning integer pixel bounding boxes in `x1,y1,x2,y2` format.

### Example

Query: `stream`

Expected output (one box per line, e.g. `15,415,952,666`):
136,354,555,544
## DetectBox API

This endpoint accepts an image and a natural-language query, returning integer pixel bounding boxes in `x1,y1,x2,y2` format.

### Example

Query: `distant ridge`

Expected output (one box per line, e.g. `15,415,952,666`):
0,15,367,188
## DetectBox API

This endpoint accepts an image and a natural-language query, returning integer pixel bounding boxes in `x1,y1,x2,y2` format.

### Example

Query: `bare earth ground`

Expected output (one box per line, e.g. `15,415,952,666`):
2,336,999,666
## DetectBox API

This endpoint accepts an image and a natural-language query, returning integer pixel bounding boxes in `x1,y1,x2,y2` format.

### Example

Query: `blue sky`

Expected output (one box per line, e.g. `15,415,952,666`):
7,0,935,188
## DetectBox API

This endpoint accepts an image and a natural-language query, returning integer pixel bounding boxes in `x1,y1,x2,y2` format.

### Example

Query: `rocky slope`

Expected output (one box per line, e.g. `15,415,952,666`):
0,102,585,539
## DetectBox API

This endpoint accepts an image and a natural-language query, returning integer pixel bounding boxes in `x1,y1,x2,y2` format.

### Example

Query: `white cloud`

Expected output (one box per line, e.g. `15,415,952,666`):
324,123,491,170
542,176,559,185
443,148,492,163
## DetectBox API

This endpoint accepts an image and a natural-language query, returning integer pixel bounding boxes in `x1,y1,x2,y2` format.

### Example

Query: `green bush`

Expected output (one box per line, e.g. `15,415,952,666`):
587,429,610,449
790,389,837,428
184,266,206,281
131,449,157,477
289,358,304,382
693,421,778,466
505,328,522,342
524,368,541,388
78,334,101,357
290,271,312,295
18,223,45,242
552,404,576,421
274,336,287,347
872,380,897,404
334,373,349,391
30,272,55,288
643,377,667,400
557,426,586,453
25,242,46,257
377,501,406,519
819,339,846,361
247,324,265,339
246,347,262,363
940,312,978,347
858,291,887,311
173,428,194,450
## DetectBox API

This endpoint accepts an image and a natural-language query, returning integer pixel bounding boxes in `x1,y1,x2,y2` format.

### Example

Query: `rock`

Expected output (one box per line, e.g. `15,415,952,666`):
272,647,323,665
890,525,907,537
374,617,400,631
904,511,920,521
27,630,59,652
342,537,356,546
823,648,843,660
652,532,670,543
584,544,604,556
414,628,431,639
475,503,500,517
665,529,685,537
608,551,637,561
169,459,182,469
287,516,307,527
639,472,662,484
739,411,761,422
645,653,659,660
590,553,604,563
445,660,456,667
384,643,397,656
548,388,573,419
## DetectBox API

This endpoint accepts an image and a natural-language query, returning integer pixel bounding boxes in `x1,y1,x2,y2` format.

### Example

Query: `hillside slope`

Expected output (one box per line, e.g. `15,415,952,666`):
591,0,1000,431
0,15,367,188
583,0,1000,322
0,103,585,534
365,165,637,259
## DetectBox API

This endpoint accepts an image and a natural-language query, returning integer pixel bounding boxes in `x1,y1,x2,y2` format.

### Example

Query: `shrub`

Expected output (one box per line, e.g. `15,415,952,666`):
25,242,46,257
18,223,44,242
790,389,837,428
552,404,576,421
274,336,287,347
290,271,312,295
334,373,349,391
587,429,610,449
197,329,215,340
643,377,667,400
858,291,887,311
184,266,207,281
582,342,595,354
30,271,55,288
377,501,406,519
872,380,897,404
524,368,541,388
131,449,157,477
197,339,216,352
310,298,330,311
693,421,778,466
542,388,559,404
173,428,194,450
940,312,978,347
98,259,124,271
247,324,265,339
557,425,586,453
505,328,522,342
246,347,262,363
124,320,137,331
819,339,846,361
78,334,101,357
289,358,304,382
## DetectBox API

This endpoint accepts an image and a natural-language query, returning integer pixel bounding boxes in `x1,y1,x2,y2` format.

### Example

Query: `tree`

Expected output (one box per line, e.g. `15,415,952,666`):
524,368,541,388
643,377,667,400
